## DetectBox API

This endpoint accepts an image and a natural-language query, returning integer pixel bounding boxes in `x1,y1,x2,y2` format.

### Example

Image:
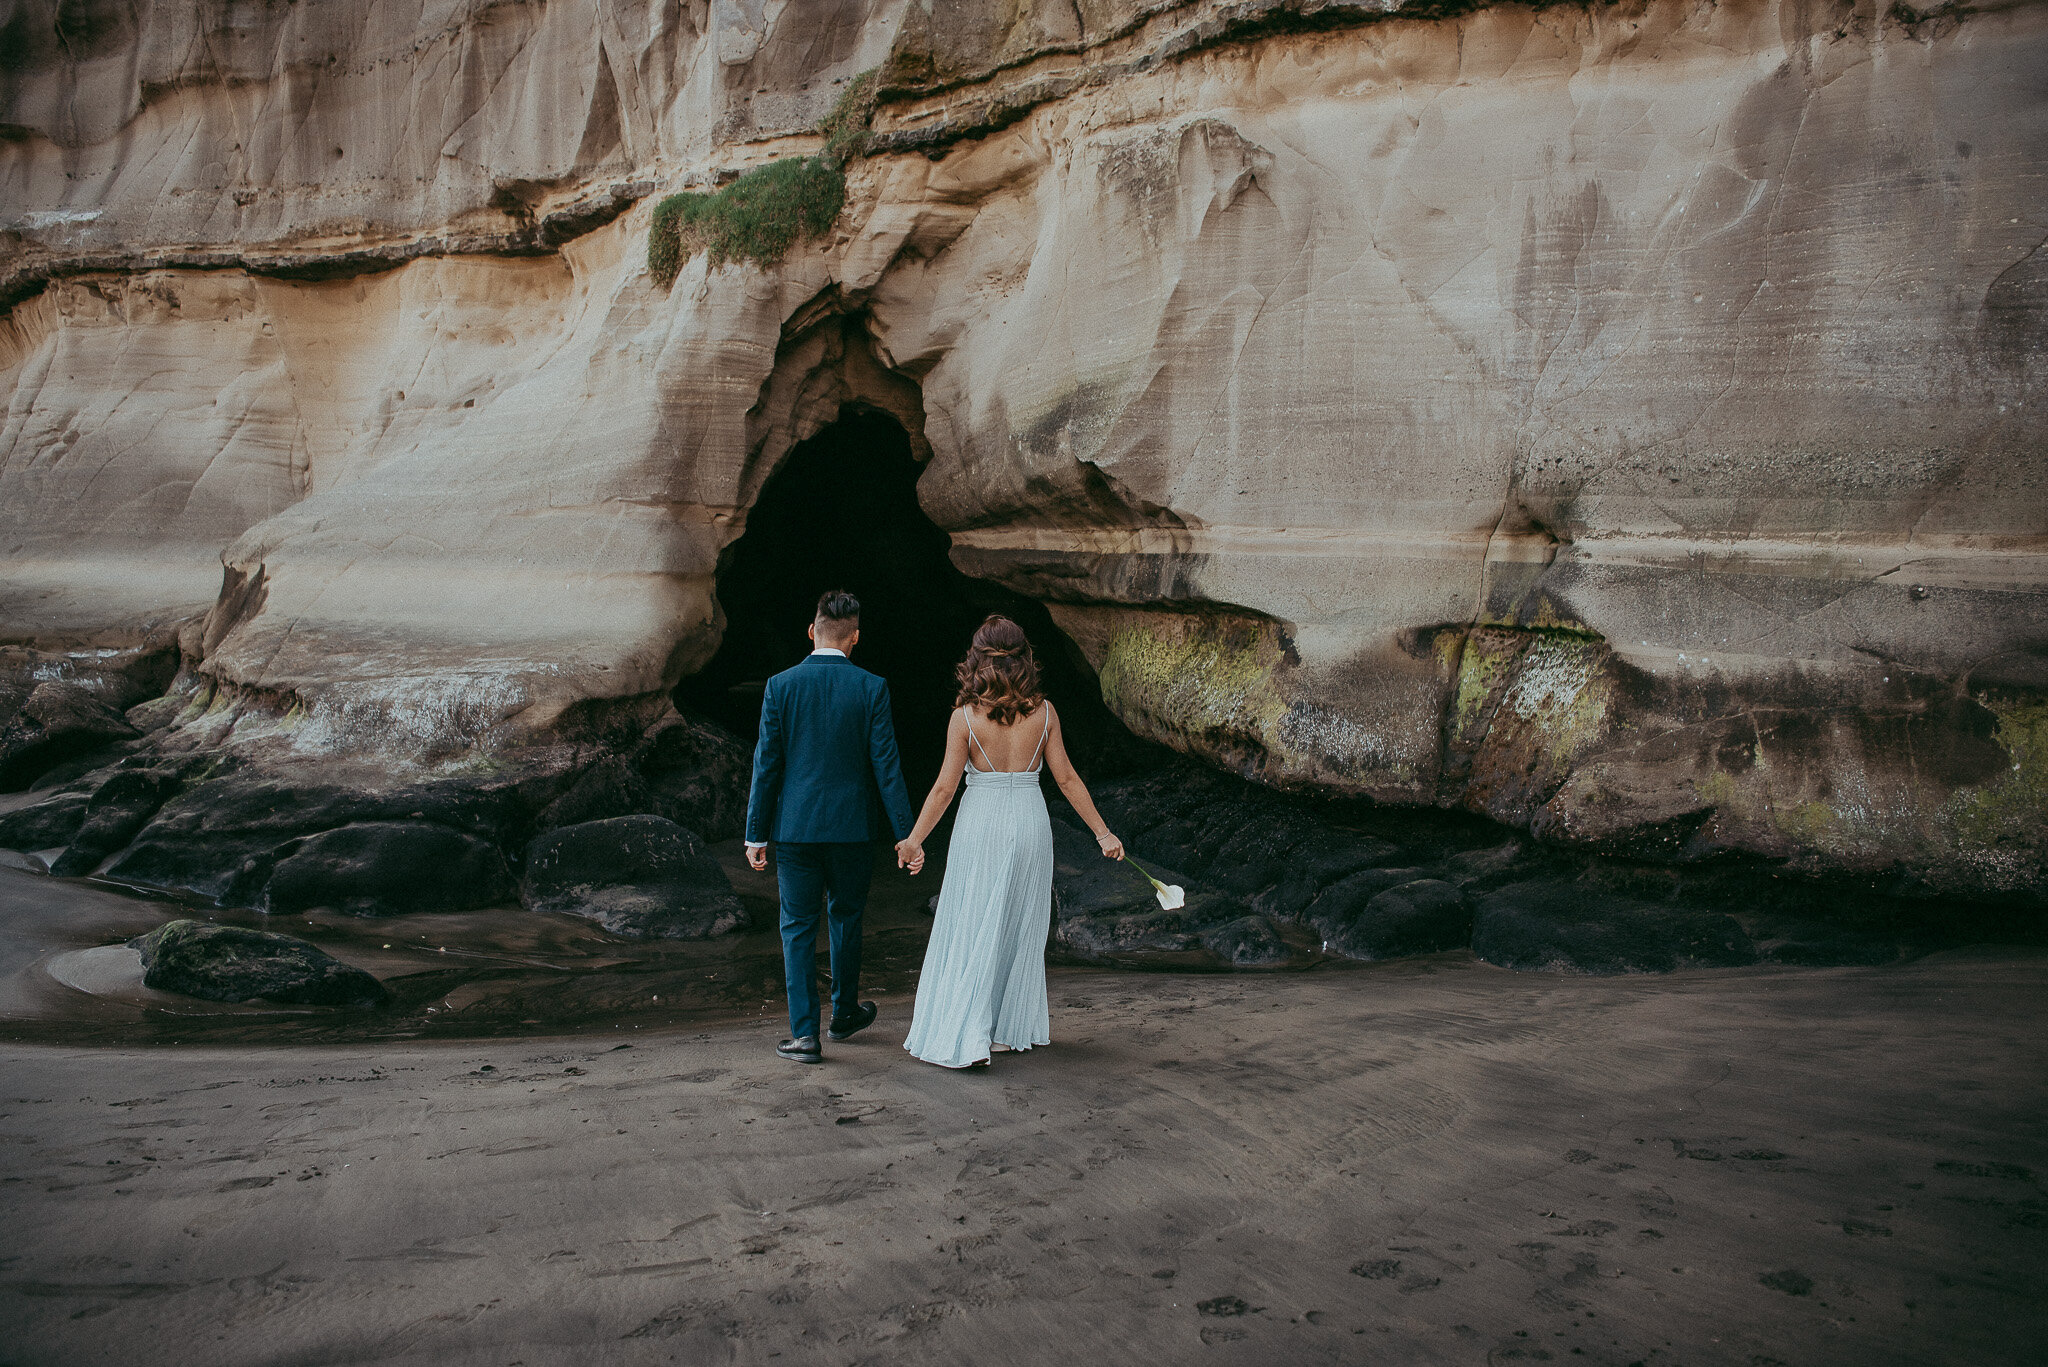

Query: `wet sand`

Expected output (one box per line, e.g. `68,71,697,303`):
3,950,2044,1365
0,851,941,1047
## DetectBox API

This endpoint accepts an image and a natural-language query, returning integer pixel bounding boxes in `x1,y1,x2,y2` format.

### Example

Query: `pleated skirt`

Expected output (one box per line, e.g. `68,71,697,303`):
903,768,1054,1069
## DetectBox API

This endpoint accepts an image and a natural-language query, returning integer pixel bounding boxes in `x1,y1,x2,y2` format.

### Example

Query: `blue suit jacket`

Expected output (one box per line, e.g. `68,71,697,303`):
744,653,916,845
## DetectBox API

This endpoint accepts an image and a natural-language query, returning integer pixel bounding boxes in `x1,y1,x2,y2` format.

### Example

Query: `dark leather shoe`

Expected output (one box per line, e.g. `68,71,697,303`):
776,1035,822,1063
827,1001,878,1041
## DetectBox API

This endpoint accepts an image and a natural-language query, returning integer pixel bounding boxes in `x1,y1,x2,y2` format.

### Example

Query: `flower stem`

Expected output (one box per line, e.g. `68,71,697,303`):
1123,855,1168,894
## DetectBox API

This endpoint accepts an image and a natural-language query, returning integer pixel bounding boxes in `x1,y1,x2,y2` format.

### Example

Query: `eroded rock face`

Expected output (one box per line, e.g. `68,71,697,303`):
0,0,2041,901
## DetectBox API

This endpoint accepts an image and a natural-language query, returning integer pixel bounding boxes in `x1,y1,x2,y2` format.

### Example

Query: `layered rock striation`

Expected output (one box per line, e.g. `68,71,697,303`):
2,0,2043,907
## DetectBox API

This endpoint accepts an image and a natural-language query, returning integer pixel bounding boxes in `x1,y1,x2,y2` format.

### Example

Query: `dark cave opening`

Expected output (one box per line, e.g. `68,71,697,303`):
674,407,1147,799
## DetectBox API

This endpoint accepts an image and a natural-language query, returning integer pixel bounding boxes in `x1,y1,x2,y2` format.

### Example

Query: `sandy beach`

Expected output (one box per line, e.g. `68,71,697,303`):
3,949,2044,1365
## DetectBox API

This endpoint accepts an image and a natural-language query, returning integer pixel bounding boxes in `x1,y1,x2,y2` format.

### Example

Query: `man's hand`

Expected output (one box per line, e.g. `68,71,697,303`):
746,844,769,872
895,838,924,875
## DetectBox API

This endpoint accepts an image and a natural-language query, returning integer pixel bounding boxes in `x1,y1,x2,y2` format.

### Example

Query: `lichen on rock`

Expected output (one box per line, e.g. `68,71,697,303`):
1094,609,1291,773
1942,698,2048,891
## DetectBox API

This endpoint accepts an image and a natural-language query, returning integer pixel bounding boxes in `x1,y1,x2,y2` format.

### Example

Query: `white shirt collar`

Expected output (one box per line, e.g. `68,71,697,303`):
810,647,847,658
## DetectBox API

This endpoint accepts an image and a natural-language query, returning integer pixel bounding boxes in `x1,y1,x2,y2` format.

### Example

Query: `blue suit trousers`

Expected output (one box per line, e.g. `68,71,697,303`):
777,841,875,1040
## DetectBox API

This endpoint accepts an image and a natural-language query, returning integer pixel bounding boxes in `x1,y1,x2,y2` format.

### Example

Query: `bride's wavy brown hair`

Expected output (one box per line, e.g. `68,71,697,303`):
954,615,1044,726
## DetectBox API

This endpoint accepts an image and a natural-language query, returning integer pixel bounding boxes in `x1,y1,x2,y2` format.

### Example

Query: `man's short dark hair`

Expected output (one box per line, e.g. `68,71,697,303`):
815,590,860,634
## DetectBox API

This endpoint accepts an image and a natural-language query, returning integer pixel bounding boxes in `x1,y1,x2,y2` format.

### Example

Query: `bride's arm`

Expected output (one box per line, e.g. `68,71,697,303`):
1041,704,1124,859
897,709,970,871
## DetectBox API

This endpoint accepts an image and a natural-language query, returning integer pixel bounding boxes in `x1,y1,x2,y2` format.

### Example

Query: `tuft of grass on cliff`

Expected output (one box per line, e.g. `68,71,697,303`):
646,158,843,284
818,67,879,163
648,69,878,287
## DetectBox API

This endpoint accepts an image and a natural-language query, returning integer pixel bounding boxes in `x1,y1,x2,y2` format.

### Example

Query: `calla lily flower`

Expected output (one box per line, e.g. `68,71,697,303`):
1124,857,1185,911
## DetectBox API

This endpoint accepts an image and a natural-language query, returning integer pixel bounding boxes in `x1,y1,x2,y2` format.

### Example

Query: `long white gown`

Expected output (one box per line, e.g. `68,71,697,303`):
903,711,1054,1068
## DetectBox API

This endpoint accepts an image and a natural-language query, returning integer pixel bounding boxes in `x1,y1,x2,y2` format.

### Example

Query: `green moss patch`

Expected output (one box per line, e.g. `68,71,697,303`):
1097,614,1289,761
1451,631,1520,735
1497,633,1612,779
1946,698,2048,851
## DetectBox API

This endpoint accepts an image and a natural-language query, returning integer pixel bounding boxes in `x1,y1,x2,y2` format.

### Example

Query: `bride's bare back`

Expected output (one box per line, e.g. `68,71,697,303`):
962,703,1050,773
896,700,1124,872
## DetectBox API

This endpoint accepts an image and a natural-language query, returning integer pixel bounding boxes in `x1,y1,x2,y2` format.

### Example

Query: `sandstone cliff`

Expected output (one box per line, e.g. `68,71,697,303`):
2,0,2043,900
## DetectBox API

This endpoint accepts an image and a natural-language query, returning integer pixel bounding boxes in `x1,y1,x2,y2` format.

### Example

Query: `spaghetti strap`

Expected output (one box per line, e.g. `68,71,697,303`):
1028,705,1052,773
964,711,996,773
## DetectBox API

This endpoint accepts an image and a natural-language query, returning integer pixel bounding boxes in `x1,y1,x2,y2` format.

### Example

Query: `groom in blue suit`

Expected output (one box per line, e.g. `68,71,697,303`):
744,590,917,1063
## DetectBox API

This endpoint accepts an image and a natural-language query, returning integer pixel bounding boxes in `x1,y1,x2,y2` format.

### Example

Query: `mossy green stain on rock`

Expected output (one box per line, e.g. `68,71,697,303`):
1450,623,1608,749
1096,614,1288,767
1451,630,1520,735
1498,633,1613,781
1695,769,1742,809
1775,798,1843,850
1946,698,2048,852
1442,625,1619,826
1690,767,1853,862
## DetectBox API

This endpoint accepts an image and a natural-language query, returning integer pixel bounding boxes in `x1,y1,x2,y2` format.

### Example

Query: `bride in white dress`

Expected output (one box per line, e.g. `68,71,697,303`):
894,616,1125,1069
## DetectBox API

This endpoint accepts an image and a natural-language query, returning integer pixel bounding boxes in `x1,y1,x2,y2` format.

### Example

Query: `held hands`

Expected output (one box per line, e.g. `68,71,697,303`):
1096,830,1124,860
896,838,925,875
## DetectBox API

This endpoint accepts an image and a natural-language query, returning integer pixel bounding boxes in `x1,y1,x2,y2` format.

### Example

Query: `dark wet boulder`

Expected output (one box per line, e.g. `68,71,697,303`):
49,767,185,877
130,918,388,1006
1206,820,1324,896
1307,866,1431,937
518,713,748,841
533,755,654,834
1319,878,1470,961
1202,915,1289,966
521,815,742,940
1049,819,1251,963
1082,764,1286,881
1743,911,1900,967
636,712,750,842
0,791,90,851
1263,832,1406,918
25,753,125,794
0,682,141,791
1436,838,1534,893
1079,760,1427,919
1051,818,1179,923
1473,878,1757,973
261,821,514,916
104,767,518,902
1057,906,1203,959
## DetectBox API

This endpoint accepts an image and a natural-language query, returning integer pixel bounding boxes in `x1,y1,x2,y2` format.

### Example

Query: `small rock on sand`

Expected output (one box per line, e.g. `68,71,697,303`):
129,919,388,1006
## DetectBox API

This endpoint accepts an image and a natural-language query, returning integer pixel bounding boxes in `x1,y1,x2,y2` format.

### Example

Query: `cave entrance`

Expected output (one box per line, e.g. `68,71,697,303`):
676,408,1134,797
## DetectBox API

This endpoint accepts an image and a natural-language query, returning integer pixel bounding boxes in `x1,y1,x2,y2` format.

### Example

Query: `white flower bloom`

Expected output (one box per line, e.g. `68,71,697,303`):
1155,884,1186,911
